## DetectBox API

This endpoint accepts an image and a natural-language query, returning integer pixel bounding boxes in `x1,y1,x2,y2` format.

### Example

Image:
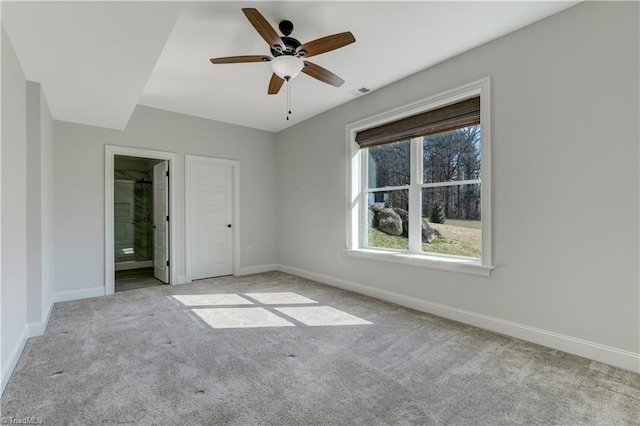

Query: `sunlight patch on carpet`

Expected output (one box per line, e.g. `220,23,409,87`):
176,292,373,329
193,307,295,329
172,294,253,306
275,306,372,326
244,292,318,305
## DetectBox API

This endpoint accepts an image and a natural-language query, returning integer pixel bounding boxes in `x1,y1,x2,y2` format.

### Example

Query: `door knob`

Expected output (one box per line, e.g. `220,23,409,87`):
227,224,232,228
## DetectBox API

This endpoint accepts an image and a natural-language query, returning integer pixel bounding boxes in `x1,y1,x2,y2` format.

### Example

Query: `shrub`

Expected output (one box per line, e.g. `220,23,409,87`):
430,202,446,224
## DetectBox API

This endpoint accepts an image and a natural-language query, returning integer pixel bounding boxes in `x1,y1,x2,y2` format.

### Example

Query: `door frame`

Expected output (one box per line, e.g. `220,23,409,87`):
185,154,240,283
105,145,178,295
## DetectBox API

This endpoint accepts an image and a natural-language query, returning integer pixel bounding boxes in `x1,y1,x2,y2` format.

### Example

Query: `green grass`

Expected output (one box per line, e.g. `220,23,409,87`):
368,228,409,250
368,219,481,258
441,219,481,229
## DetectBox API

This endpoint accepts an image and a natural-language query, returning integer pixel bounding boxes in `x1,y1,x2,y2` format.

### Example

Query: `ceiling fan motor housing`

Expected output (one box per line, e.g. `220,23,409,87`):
270,20,305,57
271,36,302,57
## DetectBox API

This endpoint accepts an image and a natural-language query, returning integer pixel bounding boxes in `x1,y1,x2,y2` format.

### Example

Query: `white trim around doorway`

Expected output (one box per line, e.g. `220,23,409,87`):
105,145,178,295
185,155,240,283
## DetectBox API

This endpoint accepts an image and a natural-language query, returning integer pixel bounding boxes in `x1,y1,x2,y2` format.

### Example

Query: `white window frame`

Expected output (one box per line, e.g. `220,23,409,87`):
345,78,493,277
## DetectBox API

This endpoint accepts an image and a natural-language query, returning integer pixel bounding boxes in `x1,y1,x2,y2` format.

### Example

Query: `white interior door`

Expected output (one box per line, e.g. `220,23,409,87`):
189,160,233,280
153,161,169,283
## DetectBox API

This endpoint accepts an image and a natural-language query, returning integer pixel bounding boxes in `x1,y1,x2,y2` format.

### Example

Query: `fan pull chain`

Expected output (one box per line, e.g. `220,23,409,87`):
286,78,292,121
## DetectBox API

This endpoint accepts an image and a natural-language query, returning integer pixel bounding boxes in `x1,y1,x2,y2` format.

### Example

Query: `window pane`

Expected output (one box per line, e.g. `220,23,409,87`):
423,125,481,184
421,185,481,258
368,140,411,188
367,190,409,250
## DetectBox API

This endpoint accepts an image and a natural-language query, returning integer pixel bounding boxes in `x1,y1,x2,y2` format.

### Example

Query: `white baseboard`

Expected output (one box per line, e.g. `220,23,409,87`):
27,287,103,338
43,293,54,325
237,264,278,276
27,321,46,337
53,286,105,303
277,264,640,373
176,275,187,285
27,295,55,338
1,326,28,395
115,260,153,271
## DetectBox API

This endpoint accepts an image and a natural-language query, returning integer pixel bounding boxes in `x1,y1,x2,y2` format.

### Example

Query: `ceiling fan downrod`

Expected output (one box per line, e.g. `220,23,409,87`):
286,77,292,121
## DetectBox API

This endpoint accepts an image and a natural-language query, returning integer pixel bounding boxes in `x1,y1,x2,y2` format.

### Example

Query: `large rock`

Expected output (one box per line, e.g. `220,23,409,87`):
371,204,441,242
392,207,442,243
393,207,409,237
422,221,442,243
370,203,385,228
371,204,403,236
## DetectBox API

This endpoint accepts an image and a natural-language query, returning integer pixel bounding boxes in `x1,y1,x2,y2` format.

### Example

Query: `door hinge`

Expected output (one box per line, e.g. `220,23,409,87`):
166,215,169,222
166,260,170,267
166,170,169,177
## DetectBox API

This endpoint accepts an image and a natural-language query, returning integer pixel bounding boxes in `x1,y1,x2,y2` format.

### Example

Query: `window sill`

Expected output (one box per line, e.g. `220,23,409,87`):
344,248,494,277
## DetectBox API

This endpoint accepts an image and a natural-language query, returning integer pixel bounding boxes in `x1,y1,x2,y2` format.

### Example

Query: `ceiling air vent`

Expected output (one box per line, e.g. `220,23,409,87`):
349,87,371,96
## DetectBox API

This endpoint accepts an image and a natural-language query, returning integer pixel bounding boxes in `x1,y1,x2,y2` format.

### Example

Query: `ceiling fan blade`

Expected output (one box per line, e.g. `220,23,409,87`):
268,73,285,95
242,8,284,51
210,55,271,64
302,61,345,87
297,32,355,58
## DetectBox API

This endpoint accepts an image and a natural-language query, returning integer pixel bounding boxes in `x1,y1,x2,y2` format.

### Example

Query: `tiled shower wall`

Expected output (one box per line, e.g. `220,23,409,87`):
114,169,153,263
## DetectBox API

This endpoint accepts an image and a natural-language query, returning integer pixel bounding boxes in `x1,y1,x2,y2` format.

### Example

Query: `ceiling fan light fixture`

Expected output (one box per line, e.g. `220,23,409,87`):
271,55,304,80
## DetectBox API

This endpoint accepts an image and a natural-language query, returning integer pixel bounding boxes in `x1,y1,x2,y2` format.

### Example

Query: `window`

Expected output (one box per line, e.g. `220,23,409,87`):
346,79,492,276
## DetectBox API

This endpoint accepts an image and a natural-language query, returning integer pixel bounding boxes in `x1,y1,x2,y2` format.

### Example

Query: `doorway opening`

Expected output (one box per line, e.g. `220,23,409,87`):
114,155,167,292
105,146,178,295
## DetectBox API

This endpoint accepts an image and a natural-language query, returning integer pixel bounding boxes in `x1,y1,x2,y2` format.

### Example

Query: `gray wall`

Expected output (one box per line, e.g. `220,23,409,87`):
1,27,54,392
26,82,41,325
26,81,54,327
275,2,640,368
39,81,54,328
1,24,28,391
53,106,278,294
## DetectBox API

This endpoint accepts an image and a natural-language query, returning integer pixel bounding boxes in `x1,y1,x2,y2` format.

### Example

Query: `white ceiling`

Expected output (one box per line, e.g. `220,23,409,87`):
2,1,578,132
2,1,183,130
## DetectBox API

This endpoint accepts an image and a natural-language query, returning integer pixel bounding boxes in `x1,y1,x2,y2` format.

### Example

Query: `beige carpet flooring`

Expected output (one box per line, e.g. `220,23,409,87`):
2,272,639,425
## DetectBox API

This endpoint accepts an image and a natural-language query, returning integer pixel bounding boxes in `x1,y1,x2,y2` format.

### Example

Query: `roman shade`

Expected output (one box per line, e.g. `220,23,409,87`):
355,96,480,148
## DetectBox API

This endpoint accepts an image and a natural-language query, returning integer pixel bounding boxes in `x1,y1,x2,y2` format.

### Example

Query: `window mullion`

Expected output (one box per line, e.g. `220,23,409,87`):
360,149,369,248
366,184,411,193
408,137,422,253
419,179,481,189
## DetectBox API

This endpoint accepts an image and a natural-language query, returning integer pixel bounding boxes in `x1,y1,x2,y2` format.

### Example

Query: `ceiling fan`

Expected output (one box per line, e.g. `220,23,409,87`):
210,8,356,95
